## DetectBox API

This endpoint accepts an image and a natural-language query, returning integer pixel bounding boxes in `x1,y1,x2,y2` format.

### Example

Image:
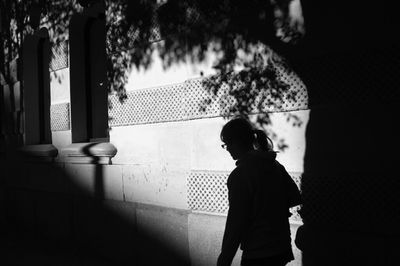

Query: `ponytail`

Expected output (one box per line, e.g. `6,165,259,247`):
253,129,274,152
220,117,274,152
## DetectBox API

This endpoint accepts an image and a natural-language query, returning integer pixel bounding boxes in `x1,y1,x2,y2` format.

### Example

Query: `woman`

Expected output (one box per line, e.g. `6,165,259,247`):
217,117,301,266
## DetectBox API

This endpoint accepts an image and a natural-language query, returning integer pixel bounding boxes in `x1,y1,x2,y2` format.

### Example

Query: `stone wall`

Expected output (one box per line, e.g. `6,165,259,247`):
2,39,308,265
2,97,308,265
26,111,306,265
1,151,303,265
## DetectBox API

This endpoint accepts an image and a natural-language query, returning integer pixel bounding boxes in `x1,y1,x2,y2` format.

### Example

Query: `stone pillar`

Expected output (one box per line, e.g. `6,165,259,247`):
69,2,109,143
1,58,23,155
20,28,57,161
22,28,51,145
64,1,116,164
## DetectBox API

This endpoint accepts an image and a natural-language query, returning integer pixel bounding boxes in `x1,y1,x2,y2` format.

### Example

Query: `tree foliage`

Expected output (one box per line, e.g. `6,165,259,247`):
1,0,305,150
126,0,305,149
0,0,129,99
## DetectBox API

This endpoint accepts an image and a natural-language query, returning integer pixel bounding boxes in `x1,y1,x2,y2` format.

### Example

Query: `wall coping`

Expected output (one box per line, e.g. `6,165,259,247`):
19,144,58,157
18,144,58,163
60,142,117,164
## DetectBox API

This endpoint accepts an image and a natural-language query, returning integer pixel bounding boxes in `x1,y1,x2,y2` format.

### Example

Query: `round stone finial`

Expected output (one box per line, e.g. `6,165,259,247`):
61,142,118,164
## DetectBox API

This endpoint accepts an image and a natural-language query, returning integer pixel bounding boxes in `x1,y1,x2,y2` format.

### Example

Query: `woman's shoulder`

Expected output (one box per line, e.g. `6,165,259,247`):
227,164,252,186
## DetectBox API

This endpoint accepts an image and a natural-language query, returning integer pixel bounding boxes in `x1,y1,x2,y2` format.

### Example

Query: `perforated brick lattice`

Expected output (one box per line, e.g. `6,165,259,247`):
52,75,307,130
50,41,69,72
183,79,222,119
109,76,308,127
188,170,302,222
109,83,186,126
188,171,229,213
149,16,161,42
274,66,308,112
50,103,70,131
127,12,161,44
289,173,302,222
52,74,307,132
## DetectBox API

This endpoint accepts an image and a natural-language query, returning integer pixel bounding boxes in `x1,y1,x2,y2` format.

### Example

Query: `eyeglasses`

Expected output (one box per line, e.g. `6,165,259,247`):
221,143,228,149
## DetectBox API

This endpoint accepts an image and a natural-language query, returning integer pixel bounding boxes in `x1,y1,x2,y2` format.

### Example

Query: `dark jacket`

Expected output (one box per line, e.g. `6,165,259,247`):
218,150,301,266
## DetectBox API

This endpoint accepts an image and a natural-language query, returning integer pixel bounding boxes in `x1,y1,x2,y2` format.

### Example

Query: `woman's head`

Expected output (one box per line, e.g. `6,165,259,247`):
220,117,273,160
221,117,254,148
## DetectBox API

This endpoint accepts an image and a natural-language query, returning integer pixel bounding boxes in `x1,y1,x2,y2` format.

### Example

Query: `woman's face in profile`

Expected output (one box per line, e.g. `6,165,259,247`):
224,142,241,160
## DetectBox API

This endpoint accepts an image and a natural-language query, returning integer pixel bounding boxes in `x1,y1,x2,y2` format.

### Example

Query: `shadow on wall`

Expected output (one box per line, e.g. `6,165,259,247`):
295,40,400,266
278,1,400,264
0,156,190,266
299,105,400,266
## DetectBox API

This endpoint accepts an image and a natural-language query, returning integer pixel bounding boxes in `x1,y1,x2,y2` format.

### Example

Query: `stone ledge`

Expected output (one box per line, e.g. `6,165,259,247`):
61,142,117,164
19,144,58,162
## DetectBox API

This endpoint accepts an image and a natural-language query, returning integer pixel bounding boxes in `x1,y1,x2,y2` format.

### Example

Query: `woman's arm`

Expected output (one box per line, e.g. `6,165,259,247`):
279,163,301,208
217,171,252,266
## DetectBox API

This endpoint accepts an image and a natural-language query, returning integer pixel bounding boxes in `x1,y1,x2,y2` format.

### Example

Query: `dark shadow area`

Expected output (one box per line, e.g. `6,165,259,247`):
298,104,400,266
290,2,400,265
0,156,190,265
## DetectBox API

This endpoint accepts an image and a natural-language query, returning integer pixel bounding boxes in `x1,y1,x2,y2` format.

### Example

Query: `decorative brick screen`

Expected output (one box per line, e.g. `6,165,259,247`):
188,170,302,222
108,75,308,127
188,171,230,214
52,74,308,129
50,41,69,72
50,103,70,131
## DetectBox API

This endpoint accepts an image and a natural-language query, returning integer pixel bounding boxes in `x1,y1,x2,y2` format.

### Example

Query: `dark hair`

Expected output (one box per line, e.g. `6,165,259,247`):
253,129,274,152
220,117,273,151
